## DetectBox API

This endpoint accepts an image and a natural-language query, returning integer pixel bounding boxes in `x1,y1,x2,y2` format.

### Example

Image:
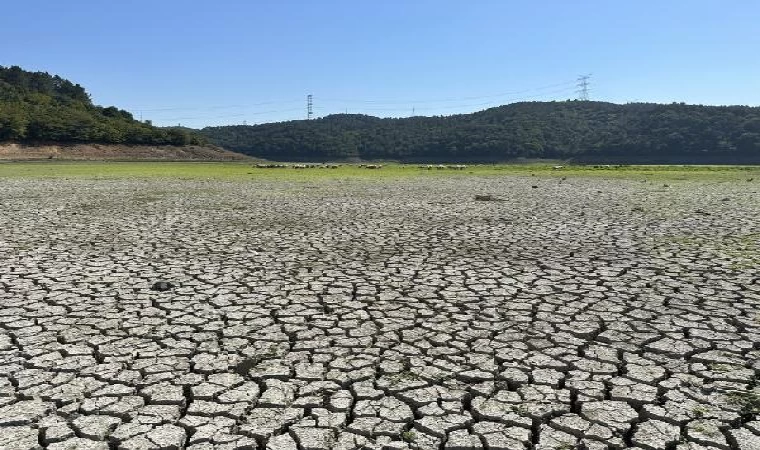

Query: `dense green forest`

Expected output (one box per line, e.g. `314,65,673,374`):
0,66,203,145
3,65,759,162
201,102,760,163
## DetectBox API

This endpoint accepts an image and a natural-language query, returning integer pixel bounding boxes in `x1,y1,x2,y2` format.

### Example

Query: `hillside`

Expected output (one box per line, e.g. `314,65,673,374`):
0,65,204,147
201,101,760,163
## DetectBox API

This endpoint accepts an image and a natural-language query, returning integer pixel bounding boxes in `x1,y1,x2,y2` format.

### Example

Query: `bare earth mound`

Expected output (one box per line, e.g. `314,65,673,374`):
0,142,250,160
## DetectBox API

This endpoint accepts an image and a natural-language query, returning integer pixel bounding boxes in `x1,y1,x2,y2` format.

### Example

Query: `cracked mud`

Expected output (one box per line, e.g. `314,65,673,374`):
0,175,759,449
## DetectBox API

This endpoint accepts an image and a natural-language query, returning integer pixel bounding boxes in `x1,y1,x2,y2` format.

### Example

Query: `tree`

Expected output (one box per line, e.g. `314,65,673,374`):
199,102,760,163
0,65,205,146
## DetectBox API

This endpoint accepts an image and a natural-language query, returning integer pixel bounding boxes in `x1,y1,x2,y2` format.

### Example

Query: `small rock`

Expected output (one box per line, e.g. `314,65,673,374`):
151,281,174,292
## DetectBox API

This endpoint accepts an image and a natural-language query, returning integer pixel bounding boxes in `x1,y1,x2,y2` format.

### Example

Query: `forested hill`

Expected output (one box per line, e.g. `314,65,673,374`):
0,66,203,145
201,102,760,163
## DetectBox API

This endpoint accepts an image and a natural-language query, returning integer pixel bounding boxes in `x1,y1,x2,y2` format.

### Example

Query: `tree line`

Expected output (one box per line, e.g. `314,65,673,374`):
0,65,204,145
3,65,759,162
201,101,760,163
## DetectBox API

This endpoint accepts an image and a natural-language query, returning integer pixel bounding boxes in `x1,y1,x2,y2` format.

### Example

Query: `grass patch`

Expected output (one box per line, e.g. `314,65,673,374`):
401,430,416,442
709,363,737,373
386,370,422,386
0,161,758,181
692,405,709,418
652,233,760,270
726,390,760,415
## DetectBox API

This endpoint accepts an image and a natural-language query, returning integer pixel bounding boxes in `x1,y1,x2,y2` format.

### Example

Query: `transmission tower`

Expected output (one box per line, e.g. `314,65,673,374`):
576,74,591,101
307,94,313,120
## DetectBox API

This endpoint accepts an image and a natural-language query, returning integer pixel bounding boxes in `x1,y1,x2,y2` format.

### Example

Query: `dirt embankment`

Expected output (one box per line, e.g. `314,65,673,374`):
0,142,250,161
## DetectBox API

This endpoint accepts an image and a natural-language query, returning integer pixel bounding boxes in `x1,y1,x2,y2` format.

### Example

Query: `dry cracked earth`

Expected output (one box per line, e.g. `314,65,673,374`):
0,175,759,450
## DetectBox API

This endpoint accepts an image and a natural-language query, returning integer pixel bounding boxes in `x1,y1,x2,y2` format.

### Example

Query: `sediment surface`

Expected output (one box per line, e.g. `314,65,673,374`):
0,175,758,449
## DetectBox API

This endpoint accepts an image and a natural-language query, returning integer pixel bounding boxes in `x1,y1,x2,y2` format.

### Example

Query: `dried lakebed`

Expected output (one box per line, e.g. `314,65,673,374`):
0,176,759,450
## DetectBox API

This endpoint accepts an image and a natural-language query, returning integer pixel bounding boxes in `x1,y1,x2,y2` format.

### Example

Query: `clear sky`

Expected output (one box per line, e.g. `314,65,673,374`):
2,1,759,127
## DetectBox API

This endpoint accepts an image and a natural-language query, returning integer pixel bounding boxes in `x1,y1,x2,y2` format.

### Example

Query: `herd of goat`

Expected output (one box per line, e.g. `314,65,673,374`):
253,163,469,170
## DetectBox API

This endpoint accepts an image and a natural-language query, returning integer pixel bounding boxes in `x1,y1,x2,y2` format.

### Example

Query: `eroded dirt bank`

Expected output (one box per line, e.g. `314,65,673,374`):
0,143,249,161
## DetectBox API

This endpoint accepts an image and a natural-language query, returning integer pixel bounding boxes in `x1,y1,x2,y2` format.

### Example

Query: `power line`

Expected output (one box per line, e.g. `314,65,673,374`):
576,74,591,101
157,107,304,122
418,86,577,111
130,78,579,121
158,113,246,121
316,86,577,114
126,99,303,112
319,80,577,105
138,78,588,126
153,86,578,124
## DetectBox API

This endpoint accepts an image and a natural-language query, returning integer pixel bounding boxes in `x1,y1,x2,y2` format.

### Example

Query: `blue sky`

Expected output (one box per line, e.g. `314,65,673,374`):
2,1,759,127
